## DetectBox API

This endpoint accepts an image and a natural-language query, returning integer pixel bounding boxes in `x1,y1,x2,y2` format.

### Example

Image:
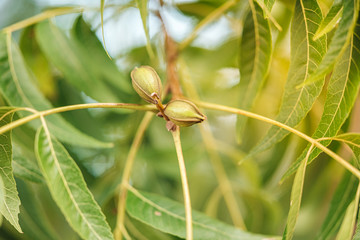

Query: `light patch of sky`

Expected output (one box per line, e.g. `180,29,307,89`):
192,16,233,49
6,0,233,54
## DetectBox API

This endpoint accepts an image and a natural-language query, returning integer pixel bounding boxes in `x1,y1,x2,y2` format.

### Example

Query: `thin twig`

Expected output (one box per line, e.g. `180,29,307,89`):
114,112,154,240
171,127,193,240
197,101,360,179
178,60,246,228
0,103,156,136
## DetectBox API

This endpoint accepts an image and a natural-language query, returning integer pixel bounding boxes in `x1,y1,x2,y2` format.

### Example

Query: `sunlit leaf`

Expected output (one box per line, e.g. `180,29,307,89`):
35,126,114,240
282,145,311,240
335,183,360,240
255,0,275,18
331,133,360,163
0,33,112,148
136,0,154,59
0,107,22,232
313,0,343,40
126,186,280,240
237,0,271,142
316,171,357,239
249,0,326,156
35,20,121,103
303,0,358,85
282,19,360,180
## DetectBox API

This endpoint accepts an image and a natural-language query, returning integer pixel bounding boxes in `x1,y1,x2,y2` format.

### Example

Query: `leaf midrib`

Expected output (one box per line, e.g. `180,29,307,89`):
127,186,269,239
41,123,103,240
262,0,311,146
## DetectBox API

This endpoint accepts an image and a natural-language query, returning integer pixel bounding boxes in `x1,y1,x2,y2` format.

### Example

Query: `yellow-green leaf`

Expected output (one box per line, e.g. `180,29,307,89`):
282,17,360,181
237,0,272,142
249,0,326,156
313,0,343,40
303,0,358,85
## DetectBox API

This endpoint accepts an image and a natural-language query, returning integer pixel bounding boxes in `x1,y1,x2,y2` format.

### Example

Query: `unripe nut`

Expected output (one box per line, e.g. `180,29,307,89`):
131,66,162,104
164,99,206,127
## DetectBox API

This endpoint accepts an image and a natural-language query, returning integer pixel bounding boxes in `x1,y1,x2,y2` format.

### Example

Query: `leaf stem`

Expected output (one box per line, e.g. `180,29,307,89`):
0,103,156,136
171,127,193,240
2,7,84,33
114,112,154,240
197,101,360,180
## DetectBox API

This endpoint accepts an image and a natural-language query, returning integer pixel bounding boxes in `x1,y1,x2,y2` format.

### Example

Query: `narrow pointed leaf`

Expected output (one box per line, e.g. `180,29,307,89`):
237,0,272,141
136,0,155,59
249,0,326,156
126,186,280,240
71,17,131,94
303,0,358,85
35,20,120,103
282,146,310,240
255,0,275,18
331,133,360,164
0,33,111,148
100,0,112,59
35,126,113,240
313,0,343,40
335,184,360,240
0,108,22,232
316,171,357,239
282,19,360,180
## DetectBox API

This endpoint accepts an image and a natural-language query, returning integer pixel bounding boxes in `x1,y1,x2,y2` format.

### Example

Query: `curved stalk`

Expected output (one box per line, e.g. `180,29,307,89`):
171,127,193,240
197,101,360,180
0,103,156,136
114,112,154,240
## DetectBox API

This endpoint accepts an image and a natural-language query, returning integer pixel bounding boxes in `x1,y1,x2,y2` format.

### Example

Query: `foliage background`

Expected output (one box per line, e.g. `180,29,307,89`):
0,0,360,239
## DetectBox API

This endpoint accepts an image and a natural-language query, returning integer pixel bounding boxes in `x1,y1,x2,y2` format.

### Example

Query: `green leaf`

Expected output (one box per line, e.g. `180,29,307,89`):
35,20,121,103
35,126,114,240
126,186,280,240
0,176,4,227
282,19,360,180
136,0,155,59
17,180,61,240
0,33,112,148
331,133,360,164
71,17,131,95
303,0,358,85
256,0,275,18
313,0,343,40
336,184,360,240
282,145,310,240
11,124,43,183
249,0,327,156
316,171,357,239
100,0,112,59
0,108,22,233
237,0,272,142
13,152,43,183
